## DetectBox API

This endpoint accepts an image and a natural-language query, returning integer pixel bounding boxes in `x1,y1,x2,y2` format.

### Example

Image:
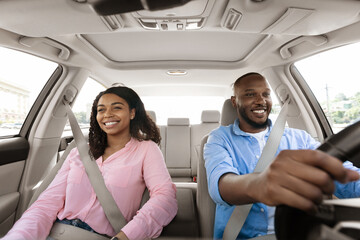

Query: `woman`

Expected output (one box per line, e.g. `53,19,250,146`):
3,86,177,240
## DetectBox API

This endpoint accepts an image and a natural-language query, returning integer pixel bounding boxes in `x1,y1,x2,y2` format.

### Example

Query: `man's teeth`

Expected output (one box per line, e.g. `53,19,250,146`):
105,122,117,126
253,110,265,113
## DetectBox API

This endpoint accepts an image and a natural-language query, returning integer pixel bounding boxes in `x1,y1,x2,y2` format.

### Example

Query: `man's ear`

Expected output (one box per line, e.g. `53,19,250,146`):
230,96,236,108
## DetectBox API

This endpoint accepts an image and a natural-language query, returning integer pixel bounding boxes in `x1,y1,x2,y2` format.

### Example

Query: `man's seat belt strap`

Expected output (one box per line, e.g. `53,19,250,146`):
223,96,290,240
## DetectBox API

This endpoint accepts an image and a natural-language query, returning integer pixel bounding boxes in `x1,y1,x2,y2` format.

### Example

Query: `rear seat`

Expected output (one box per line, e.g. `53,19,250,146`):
190,110,220,180
146,110,220,238
146,111,166,157
165,118,192,182
146,111,220,182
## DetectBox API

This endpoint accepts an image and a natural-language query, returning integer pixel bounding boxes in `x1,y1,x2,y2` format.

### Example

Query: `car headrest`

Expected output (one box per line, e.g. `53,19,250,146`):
220,99,237,126
147,110,156,123
201,110,220,123
167,118,190,126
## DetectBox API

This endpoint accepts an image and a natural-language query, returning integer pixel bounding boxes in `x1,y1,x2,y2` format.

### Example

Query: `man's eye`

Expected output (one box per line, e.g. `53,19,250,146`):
245,93,255,97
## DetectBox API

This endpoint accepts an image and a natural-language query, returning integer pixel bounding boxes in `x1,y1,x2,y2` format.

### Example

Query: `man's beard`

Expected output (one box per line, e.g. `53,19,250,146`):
239,107,269,129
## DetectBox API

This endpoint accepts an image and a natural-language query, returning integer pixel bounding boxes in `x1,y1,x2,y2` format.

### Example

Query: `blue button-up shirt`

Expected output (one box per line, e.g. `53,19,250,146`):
204,119,360,239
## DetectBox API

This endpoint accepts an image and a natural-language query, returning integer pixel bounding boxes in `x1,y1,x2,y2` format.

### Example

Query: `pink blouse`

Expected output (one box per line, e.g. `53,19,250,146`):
3,138,177,240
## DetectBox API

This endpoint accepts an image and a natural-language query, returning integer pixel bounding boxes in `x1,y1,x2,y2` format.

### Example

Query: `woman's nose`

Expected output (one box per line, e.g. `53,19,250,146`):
104,109,113,117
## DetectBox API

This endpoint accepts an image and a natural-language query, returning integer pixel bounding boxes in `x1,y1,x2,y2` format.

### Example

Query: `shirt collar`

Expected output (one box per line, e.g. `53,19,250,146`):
232,118,273,136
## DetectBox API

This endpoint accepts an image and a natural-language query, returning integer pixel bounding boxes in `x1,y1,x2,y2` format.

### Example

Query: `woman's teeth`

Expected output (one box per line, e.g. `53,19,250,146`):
105,122,117,126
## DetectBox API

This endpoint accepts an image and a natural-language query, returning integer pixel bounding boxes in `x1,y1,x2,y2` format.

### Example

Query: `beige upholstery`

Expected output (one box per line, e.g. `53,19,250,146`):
165,118,192,181
197,134,215,238
197,99,237,238
147,110,156,123
221,98,237,126
160,187,199,238
146,110,166,159
159,125,166,158
190,110,220,178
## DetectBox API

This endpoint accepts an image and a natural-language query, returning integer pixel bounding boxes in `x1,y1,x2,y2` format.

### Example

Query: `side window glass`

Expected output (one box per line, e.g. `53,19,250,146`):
294,42,360,133
0,47,57,137
62,78,106,137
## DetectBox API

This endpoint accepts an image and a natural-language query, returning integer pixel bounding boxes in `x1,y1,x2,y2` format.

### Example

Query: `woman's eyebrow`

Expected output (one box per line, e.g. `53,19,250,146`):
111,102,125,106
97,102,125,107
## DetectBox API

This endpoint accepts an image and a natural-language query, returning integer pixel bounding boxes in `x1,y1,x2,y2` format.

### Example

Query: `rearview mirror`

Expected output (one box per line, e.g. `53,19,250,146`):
88,0,193,15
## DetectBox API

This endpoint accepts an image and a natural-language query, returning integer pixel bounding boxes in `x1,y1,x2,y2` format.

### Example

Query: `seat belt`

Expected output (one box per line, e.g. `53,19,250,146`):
29,140,77,207
63,98,127,233
223,95,290,240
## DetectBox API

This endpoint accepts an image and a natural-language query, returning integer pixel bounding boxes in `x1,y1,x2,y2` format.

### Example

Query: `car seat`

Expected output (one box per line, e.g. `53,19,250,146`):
197,99,237,238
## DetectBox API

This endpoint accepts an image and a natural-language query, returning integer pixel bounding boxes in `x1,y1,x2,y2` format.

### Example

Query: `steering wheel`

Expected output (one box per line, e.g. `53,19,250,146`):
275,120,360,240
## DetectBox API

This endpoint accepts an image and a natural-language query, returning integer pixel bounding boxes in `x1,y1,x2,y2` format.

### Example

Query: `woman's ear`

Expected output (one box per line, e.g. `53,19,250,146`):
130,108,136,120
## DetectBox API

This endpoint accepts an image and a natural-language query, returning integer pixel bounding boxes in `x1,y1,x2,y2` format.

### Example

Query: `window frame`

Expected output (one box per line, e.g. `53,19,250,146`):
290,64,334,139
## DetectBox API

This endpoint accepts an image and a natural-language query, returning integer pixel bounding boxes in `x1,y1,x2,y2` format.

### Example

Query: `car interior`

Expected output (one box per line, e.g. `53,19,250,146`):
1,0,360,239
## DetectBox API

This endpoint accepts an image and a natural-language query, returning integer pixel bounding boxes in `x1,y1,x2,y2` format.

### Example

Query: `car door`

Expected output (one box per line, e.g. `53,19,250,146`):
0,46,59,236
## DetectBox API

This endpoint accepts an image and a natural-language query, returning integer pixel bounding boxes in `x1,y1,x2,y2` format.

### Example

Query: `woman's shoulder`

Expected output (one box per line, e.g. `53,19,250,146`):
65,147,83,164
133,138,158,148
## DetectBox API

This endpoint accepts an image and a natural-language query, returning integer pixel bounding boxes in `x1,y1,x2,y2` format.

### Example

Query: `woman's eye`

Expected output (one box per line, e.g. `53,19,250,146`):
98,108,104,112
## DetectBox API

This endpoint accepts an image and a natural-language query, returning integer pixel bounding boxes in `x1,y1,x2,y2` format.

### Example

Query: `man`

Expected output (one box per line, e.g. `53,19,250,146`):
204,72,360,239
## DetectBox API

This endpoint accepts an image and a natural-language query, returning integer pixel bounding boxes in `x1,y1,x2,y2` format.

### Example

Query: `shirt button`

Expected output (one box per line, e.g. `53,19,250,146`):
257,234,262,237
260,208,264,212
256,155,259,158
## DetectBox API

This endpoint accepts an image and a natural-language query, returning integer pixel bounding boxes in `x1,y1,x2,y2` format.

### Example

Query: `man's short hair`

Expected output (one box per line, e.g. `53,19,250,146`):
232,72,263,92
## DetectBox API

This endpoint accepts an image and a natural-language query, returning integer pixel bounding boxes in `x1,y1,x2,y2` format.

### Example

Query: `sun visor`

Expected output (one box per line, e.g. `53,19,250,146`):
221,0,360,36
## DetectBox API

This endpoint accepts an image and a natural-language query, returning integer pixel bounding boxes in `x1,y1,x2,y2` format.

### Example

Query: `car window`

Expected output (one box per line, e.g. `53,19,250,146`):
142,93,281,125
0,47,57,137
62,78,106,137
142,96,225,125
294,42,360,133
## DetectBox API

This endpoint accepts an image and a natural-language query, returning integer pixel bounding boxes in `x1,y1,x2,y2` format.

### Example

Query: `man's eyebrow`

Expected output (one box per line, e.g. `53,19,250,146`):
244,89,255,92
243,88,271,92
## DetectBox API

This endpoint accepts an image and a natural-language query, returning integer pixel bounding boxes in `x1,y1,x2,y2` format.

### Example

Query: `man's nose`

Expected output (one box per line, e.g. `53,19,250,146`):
255,95,266,104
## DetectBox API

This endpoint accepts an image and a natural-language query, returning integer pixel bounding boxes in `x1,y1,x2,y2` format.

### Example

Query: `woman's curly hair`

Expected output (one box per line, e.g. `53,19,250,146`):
88,86,161,159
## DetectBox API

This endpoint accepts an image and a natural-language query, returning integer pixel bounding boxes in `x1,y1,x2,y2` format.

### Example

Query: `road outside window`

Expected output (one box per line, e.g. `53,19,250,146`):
295,42,360,133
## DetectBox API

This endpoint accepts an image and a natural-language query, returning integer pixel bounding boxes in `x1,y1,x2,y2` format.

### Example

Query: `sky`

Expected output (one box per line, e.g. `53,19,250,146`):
295,42,360,103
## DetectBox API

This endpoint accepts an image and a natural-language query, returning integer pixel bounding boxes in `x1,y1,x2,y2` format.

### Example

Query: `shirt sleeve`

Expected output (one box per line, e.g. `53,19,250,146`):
121,142,177,240
304,132,321,150
301,130,360,199
2,149,74,240
204,130,239,207
335,161,360,198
